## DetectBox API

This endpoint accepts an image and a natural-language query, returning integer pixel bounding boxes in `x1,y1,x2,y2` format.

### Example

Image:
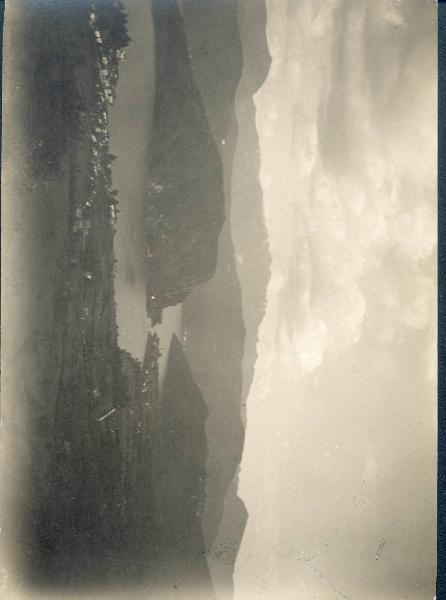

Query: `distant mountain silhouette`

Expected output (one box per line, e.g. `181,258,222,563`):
179,0,272,592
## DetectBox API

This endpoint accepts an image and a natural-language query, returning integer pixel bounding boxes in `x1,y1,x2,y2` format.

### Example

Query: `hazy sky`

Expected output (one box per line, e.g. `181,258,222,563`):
233,1,437,599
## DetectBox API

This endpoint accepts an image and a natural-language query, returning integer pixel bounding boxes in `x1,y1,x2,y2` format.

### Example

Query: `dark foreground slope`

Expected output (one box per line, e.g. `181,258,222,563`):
11,1,161,589
7,1,215,593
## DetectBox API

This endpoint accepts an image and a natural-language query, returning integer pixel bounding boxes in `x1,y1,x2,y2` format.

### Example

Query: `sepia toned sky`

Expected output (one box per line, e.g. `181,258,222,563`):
233,1,437,599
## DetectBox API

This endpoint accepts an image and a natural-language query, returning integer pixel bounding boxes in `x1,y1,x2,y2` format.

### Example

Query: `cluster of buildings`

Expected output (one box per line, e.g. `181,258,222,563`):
89,6,126,107
73,5,129,240
72,6,128,293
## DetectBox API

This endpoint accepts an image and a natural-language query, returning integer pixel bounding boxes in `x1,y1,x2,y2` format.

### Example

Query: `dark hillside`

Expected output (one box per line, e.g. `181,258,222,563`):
145,0,225,320
19,2,161,587
154,335,214,597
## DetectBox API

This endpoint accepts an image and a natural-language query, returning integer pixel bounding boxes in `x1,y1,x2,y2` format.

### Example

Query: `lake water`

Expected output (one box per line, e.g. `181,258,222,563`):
108,0,183,386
